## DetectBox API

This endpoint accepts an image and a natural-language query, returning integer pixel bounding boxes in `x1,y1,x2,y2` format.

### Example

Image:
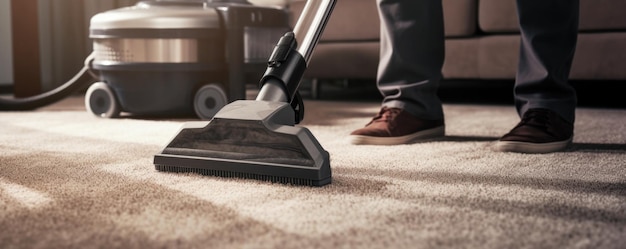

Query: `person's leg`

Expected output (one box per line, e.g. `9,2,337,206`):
350,0,445,145
497,0,579,153
514,0,579,122
377,0,445,120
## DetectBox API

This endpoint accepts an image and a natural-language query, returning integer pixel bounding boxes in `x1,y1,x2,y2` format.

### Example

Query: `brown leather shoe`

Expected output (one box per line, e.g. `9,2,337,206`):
496,108,573,153
350,107,445,145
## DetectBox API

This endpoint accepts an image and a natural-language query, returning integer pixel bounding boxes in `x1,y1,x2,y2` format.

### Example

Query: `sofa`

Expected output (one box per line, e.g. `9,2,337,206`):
288,0,626,87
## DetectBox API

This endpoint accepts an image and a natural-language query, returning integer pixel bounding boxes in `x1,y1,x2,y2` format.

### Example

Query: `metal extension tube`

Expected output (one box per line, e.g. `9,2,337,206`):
256,0,336,103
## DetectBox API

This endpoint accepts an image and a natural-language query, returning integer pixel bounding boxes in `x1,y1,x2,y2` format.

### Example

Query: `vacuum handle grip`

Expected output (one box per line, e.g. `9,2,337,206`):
256,0,336,103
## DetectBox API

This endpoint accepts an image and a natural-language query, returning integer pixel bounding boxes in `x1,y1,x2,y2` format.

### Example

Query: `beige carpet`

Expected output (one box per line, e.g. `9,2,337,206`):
1,95,625,249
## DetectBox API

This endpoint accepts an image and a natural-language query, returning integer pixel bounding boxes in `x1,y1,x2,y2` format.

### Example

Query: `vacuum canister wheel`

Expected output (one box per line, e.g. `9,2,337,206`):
194,84,228,120
85,82,121,118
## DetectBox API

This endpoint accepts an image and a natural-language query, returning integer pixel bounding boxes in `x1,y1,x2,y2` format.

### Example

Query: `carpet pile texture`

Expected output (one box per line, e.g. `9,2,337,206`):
1,97,625,248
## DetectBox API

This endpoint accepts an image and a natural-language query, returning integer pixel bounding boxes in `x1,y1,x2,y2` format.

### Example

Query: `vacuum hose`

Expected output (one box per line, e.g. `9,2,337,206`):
0,53,96,111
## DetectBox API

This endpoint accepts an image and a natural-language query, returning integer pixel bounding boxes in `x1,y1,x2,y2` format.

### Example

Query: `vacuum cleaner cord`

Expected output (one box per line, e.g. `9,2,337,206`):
0,53,96,111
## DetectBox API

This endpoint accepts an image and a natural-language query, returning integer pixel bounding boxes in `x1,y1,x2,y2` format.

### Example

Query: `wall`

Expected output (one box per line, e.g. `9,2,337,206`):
0,0,138,91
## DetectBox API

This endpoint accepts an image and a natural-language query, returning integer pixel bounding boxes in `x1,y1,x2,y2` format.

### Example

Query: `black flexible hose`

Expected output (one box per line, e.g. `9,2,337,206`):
0,54,96,111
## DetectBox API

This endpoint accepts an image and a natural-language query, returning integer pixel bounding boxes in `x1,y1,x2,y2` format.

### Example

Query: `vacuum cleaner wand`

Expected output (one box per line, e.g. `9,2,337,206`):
256,0,335,103
154,0,336,186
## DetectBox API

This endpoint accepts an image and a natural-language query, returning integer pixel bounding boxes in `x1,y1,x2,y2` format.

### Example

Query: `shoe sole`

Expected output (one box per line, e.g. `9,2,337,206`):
495,137,573,153
350,126,445,145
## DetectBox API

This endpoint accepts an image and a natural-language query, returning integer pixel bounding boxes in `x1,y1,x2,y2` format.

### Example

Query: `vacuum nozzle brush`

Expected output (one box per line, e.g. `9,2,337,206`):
154,100,331,186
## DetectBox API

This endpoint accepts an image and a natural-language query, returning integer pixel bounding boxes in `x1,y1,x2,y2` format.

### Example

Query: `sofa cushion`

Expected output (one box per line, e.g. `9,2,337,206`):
579,0,626,31
289,0,477,41
477,0,517,33
290,0,380,42
443,36,519,79
305,42,380,79
479,0,626,33
442,0,477,37
442,33,626,80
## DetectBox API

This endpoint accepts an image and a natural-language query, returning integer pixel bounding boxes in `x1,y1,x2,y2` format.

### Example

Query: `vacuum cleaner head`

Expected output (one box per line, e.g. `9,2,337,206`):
154,0,336,186
154,100,331,186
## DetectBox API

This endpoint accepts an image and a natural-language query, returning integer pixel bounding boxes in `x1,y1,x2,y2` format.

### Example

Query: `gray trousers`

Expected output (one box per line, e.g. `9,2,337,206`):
377,0,579,123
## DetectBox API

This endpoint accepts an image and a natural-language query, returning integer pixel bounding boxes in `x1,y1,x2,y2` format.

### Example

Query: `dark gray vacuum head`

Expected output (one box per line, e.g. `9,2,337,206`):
154,100,331,186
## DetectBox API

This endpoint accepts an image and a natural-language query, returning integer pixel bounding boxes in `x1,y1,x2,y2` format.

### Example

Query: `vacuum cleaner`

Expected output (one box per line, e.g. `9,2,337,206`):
1,0,290,120
153,0,335,186
1,0,334,186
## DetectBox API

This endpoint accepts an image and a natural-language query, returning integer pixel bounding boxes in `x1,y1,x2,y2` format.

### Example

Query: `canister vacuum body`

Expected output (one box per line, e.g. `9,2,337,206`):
86,0,290,119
